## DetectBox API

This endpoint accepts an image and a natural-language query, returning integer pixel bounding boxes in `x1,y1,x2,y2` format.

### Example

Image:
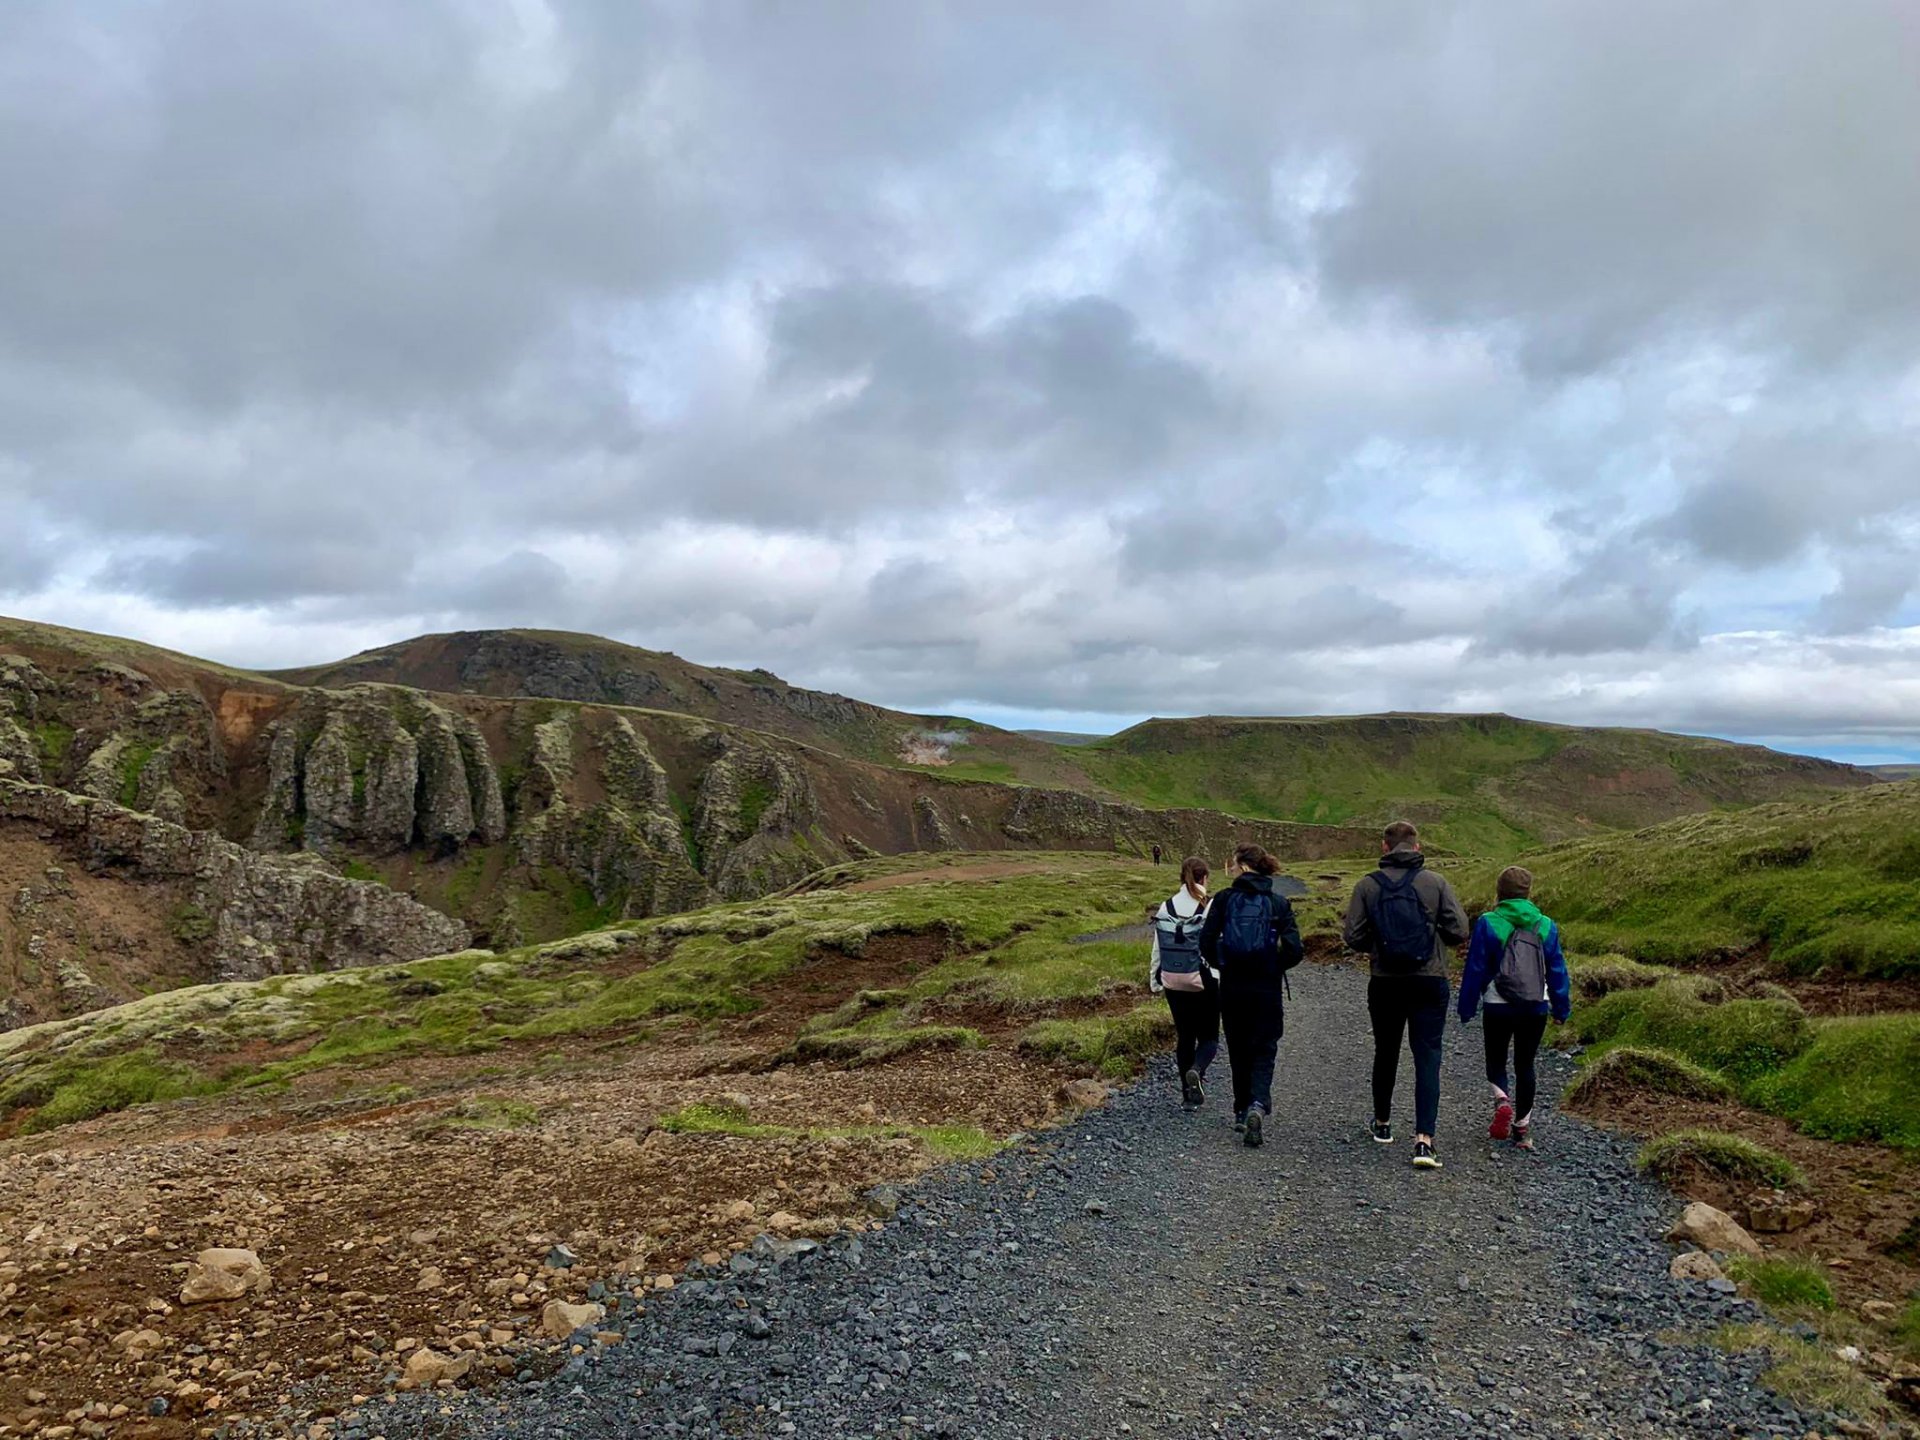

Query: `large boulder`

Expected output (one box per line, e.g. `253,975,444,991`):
1666,1201,1764,1258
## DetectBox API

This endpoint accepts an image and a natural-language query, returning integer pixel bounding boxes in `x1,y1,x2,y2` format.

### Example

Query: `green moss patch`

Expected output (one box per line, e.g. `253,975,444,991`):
1564,1046,1736,1106
1637,1129,1802,1190
1576,985,1812,1084
1017,1005,1173,1079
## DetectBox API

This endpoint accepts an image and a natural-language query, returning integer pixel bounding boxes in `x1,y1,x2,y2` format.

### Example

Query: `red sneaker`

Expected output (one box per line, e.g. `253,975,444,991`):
1489,1098,1515,1141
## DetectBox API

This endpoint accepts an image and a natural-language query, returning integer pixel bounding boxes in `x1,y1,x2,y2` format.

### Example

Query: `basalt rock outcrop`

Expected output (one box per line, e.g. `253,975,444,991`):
0,779,469,992
251,687,507,855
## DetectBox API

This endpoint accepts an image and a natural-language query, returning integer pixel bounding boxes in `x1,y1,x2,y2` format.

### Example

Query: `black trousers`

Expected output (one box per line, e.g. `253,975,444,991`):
1221,988,1284,1117
1483,1007,1549,1120
1368,975,1450,1137
1164,988,1221,1079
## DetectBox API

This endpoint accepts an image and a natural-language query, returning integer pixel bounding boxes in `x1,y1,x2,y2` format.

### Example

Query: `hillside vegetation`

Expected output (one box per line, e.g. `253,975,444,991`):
0,853,1180,1136
1073,714,1871,851
1492,780,1920,978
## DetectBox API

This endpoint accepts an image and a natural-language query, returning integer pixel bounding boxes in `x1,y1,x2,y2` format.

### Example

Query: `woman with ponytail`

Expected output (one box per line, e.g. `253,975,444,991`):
1149,856,1217,1110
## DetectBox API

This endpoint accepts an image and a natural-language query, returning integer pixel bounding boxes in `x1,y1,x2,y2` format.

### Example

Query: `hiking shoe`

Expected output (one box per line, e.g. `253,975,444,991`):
1490,1098,1515,1142
1244,1109,1265,1149
1232,1111,1247,1132
1182,1069,1205,1110
1513,1124,1534,1152
1370,1119,1394,1145
1412,1140,1442,1170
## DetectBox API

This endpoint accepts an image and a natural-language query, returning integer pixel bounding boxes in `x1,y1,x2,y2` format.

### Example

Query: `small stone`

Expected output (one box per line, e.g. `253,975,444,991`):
1745,1191,1817,1234
544,1244,578,1270
1061,1078,1108,1109
1666,1202,1764,1258
1083,1201,1109,1217
1670,1252,1726,1283
180,1248,270,1305
414,1266,444,1292
540,1300,606,1340
403,1349,449,1386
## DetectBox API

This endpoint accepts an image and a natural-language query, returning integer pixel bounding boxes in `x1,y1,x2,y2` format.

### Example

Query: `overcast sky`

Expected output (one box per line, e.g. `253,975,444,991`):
5,3,1920,759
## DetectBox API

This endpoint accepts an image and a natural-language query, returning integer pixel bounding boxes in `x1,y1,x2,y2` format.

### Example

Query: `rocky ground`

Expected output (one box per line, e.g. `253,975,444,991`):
332,963,1869,1440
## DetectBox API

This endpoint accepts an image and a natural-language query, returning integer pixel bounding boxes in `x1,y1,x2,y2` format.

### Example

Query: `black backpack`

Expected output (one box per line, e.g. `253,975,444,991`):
1220,889,1279,964
1366,868,1435,974
1493,918,1549,1004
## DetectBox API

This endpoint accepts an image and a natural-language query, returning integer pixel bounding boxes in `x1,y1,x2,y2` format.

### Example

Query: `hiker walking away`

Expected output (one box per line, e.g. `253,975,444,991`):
1343,821,1470,1170
1152,843,1164,866
1148,856,1218,1111
1200,844,1304,1149
1458,866,1571,1151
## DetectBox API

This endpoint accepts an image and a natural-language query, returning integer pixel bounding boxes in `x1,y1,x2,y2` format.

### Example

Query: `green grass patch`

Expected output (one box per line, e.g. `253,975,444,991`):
737,778,774,833
1017,1005,1173,1079
166,902,216,947
117,740,158,808
4,1050,213,1133
1576,984,1811,1084
1746,1012,1920,1149
1636,1129,1803,1190
1711,1323,1891,1422
1565,953,1671,1000
1495,781,1920,978
1898,1296,1920,1354
1726,1256,1834,1312
1563,1046,1735,1106
338,858,384,885
34,719,74,770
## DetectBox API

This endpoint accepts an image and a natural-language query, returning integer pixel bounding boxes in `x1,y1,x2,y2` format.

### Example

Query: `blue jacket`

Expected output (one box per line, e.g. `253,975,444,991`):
1458,901,1571,1023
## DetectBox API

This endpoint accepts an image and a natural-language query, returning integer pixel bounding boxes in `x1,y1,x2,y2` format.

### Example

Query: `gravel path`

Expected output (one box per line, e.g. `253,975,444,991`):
378,964,1820,1440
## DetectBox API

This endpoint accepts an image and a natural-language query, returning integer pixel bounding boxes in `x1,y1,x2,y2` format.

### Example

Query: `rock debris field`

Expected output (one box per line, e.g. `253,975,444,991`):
356,964,1825,1440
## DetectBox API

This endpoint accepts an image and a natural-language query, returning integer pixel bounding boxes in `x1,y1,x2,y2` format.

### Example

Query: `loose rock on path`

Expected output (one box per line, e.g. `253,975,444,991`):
371,964,1823,1439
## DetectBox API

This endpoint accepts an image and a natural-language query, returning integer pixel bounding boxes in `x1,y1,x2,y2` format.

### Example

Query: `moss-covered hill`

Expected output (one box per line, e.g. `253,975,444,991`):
1071,713,1871,852
272,628,1092,789
272,630,1872,852
1470,778,1920,980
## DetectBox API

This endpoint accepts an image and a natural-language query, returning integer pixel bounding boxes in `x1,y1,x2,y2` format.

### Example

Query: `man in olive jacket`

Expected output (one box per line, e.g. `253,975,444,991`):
1342,820,1470,1169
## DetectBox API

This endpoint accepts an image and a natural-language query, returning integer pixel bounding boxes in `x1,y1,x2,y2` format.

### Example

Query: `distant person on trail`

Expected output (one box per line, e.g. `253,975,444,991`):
1152,842,1164,865
1458,865,1571,1151
1342,820,1470,1170
1148,856,1217,1111
1199,844,1304,1149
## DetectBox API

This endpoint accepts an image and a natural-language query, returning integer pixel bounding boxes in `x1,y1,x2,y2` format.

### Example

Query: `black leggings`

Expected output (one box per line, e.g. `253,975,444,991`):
1164,988,1220,1079
1221,989,1284,1117
1483,1008,1549,1121
1368,975,1450,1138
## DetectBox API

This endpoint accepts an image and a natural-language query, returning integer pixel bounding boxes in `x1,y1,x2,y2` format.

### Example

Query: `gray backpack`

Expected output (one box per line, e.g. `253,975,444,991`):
1155,899,1209,993
1493,920,1548,1005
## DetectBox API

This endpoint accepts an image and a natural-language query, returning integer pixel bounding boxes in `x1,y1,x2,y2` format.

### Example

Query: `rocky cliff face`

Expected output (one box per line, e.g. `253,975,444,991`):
0,779,469,1025
503,710,709,942
250,687,507,855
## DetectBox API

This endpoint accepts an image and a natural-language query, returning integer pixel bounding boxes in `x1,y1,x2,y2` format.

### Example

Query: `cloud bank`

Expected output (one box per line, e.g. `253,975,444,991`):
4,1,1919,756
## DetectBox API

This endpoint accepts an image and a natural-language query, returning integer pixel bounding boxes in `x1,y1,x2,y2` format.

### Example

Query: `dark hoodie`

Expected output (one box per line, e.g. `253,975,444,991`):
1341,846,1471,980
1198,872,1305,993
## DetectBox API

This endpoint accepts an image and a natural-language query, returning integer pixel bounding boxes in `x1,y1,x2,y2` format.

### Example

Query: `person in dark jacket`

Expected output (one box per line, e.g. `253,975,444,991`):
1458,865,1571,1151
1199,843,1304,1149
1342,820,1470,1170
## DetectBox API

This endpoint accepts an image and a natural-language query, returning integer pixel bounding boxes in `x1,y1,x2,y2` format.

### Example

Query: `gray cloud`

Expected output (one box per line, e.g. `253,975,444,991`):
3,1,1920,752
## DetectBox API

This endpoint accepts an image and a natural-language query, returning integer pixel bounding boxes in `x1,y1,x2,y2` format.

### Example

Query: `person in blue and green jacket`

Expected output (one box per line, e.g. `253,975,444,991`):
1458,866,1571,1151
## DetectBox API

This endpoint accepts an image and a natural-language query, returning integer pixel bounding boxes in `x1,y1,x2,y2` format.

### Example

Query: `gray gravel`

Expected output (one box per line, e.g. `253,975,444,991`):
367,963,1825,1439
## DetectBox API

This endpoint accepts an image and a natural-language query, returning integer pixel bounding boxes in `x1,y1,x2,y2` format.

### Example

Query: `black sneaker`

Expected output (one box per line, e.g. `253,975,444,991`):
1232,1111,1247,1132
1182,1069,1204,1110
1370,1119,1393,1145
1412,1140,1442,1170
1244,1109,1264,1149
